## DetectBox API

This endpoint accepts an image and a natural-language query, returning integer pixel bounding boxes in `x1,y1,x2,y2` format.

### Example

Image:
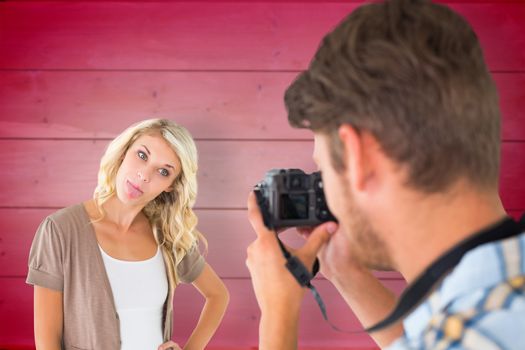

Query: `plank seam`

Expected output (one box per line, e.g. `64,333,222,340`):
0,68,524,73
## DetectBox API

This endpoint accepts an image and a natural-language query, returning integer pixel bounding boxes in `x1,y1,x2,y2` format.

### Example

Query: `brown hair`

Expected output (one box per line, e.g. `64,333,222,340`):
285,0,501,193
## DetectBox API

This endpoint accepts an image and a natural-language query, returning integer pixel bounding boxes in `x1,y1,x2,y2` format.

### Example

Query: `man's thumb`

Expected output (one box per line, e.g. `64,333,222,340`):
302,222,338,256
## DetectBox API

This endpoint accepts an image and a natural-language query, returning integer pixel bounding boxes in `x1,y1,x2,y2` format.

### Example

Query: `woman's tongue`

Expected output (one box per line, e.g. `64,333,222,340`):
126,180,143,199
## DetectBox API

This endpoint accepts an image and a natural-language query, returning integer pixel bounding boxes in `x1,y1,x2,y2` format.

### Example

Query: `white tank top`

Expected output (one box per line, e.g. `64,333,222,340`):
99,245,168,350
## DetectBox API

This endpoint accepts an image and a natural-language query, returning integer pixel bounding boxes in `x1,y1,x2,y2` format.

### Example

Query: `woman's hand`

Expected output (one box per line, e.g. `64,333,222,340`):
158,340,182,350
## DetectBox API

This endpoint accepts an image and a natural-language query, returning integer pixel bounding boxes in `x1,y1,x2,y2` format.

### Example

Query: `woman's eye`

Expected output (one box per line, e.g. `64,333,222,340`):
159,168,169,177
137,151,147,160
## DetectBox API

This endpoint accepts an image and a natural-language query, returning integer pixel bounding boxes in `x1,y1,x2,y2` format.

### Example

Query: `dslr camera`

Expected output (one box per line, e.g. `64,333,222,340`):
254,169,337,230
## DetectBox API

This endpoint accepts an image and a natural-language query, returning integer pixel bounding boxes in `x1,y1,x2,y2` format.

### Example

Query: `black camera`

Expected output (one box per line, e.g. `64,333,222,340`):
254,169,337,230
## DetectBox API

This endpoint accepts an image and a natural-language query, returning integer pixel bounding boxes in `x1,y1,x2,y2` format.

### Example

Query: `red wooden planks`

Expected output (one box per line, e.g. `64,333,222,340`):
0,2,523,71
0,139,317,208
509,210,524,221
0,72,523,141
0,71,308,140
499,141,525,210
1,140,523,209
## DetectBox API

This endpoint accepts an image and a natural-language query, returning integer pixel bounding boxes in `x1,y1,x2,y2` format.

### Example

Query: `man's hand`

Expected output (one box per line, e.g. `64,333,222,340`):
298,225,404,348
245,191,336,349
297,224,365,284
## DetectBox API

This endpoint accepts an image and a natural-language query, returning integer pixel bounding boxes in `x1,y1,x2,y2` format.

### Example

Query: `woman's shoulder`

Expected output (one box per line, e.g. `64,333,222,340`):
47,203,87,224
42,202,92,239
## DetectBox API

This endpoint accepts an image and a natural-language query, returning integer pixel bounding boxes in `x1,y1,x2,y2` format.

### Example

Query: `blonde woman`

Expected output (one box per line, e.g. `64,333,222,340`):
26,119,229,350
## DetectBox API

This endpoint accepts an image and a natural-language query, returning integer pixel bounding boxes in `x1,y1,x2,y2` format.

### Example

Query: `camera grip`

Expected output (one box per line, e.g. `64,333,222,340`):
253,188,274,230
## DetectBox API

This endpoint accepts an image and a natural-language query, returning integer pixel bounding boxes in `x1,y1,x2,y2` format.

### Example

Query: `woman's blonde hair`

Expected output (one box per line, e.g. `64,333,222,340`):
94,118,206,286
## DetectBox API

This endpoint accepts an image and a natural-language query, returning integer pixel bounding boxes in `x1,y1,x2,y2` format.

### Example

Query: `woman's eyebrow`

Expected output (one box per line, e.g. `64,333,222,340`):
141,144,151,155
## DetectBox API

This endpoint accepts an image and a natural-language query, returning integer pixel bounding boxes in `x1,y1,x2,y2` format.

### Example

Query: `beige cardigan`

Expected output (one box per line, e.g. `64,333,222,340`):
26,204,205,350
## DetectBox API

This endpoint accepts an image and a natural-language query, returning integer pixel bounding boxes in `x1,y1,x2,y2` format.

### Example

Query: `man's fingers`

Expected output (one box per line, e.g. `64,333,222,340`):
247,191,274,237
302,222,338,256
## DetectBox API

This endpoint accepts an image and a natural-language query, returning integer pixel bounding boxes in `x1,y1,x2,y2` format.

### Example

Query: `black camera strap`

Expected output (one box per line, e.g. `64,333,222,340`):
274,214,525,334
275,237,356,333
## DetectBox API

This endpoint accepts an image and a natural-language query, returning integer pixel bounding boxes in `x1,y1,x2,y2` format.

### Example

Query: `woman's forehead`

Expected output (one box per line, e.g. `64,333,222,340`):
132,133,181,165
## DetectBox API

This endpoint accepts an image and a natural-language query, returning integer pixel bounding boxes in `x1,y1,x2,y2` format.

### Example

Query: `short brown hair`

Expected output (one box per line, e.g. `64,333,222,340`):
285,0,501,193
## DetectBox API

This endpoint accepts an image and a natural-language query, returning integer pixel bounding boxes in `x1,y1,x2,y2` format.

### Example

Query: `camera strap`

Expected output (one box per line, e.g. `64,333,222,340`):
254,187,345,329
366,215,524,332
275,214,525,334
275,237,356,333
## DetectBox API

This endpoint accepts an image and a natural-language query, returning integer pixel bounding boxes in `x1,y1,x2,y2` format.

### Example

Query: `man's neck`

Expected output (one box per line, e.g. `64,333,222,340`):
379,182,507,283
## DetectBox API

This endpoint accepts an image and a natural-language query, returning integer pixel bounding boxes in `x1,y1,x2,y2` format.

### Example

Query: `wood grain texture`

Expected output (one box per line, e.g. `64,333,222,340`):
0,277,406,348
0,2,524,71
0,139,315,208
1,140,524,209
0,72,523,141
0,71,308,140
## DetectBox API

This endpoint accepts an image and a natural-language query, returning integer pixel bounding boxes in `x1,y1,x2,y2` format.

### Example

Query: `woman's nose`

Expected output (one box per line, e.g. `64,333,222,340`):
137,170,150,182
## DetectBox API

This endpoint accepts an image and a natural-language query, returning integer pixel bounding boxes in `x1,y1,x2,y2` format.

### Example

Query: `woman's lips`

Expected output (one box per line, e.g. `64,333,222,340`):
125,180,143,199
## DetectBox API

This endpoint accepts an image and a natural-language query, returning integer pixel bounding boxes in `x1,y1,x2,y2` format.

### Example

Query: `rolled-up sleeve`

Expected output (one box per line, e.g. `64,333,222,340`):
26,218,64,291
177,245,205,284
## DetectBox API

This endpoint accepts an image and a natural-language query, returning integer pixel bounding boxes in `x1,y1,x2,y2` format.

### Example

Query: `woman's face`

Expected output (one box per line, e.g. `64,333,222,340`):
115,132,182,206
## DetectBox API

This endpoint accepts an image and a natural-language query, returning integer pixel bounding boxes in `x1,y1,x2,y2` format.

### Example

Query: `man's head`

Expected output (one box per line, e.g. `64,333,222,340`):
286,0,501,269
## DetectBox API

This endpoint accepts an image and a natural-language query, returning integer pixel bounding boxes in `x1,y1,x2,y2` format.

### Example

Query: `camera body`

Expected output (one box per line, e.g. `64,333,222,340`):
254,169,337,230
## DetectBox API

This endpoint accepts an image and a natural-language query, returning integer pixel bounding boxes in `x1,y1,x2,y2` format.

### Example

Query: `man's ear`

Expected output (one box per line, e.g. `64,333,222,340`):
338,124,368,192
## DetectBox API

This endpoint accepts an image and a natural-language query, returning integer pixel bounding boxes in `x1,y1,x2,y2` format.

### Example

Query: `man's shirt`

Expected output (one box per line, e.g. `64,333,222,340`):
387,232,525,350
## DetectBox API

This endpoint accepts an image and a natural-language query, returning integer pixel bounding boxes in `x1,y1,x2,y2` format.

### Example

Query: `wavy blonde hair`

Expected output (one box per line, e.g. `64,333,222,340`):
93,118,206,285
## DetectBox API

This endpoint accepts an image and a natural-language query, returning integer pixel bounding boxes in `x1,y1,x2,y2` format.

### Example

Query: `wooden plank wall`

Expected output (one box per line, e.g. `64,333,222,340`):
0,1,524,349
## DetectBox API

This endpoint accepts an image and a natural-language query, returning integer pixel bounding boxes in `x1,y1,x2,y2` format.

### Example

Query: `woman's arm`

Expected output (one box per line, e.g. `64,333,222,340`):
34,286,63,350
182,263,229,350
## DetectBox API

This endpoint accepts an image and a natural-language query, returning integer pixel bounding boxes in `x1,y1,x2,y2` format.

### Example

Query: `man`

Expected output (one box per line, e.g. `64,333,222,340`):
245,0,525,349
